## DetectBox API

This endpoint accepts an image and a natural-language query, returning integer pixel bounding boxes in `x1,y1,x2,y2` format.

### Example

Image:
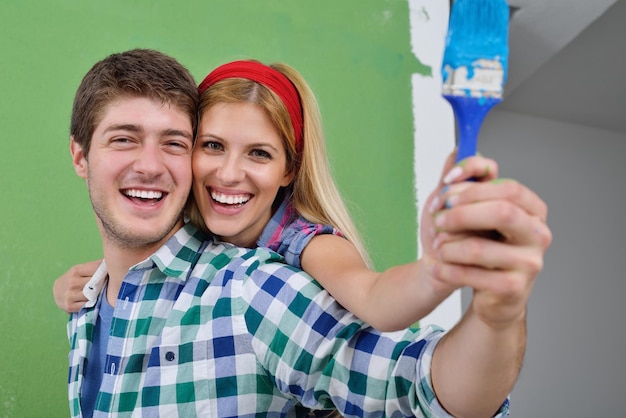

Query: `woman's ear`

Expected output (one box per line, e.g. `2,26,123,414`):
281,169,296,187
70,136,88,179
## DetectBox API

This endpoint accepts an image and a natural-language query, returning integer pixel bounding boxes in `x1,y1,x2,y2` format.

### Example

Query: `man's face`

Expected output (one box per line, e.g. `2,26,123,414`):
71,96,194,250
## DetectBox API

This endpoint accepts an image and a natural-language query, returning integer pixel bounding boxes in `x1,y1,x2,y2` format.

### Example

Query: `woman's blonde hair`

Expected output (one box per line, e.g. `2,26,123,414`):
187,61,371,266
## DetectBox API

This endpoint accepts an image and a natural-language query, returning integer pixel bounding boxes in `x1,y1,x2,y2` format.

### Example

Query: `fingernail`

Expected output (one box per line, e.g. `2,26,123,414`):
446,194,459,208
443,166,463,184
434,212,445,229
428,196,440,214
426,257,436,274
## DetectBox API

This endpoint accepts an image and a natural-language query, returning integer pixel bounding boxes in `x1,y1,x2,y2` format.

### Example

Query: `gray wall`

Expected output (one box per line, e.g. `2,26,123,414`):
462,109,626,416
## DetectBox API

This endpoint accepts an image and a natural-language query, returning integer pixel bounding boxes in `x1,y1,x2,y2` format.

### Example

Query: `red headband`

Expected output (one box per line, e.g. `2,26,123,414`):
198,61,304,156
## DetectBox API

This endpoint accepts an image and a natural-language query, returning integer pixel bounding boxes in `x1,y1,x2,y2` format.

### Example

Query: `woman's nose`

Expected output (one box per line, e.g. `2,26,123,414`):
215,155,245,184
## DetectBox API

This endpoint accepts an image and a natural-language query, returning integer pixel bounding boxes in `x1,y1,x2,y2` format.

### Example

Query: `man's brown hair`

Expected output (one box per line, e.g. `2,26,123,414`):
70,49,198,155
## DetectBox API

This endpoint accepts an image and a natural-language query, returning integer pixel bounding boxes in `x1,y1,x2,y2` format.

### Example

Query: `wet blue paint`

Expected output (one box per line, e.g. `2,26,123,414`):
442,0,509,82
441,0,510,163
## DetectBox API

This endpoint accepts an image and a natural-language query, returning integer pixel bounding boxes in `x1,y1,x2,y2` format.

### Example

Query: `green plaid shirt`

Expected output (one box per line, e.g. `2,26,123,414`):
67,223,509,417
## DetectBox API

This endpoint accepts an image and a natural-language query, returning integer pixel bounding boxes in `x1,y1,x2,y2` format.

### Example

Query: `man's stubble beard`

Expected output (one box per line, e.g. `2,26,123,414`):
88,177,187,250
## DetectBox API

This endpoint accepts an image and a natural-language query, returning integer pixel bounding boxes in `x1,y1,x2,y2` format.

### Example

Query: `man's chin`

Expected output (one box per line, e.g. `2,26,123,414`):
99,216,184,250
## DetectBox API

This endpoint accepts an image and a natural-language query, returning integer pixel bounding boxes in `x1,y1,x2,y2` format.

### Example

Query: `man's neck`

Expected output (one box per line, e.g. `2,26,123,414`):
101,223,184,307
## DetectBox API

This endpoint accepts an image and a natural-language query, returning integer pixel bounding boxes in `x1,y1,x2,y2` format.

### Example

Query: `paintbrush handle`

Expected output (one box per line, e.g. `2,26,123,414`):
444,94,505,241
444,95,501,163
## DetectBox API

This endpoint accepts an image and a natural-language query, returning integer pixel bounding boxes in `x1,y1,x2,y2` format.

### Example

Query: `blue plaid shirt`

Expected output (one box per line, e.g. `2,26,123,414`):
67,223,510,417
257,198,340,269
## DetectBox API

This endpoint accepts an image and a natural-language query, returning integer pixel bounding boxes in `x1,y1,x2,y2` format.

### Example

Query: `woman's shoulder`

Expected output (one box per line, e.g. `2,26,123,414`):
258,199,341,268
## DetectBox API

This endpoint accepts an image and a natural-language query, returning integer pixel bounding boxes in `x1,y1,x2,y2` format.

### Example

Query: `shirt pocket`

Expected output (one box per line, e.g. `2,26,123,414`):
142,341,212,407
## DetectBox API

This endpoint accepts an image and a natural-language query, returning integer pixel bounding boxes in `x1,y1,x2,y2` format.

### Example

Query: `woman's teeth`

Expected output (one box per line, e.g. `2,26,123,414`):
210,191,250,205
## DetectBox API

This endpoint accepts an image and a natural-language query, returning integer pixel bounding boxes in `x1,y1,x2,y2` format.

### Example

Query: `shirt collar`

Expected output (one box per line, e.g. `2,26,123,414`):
81,223,207,308
82,260,108,308
148,223,207,278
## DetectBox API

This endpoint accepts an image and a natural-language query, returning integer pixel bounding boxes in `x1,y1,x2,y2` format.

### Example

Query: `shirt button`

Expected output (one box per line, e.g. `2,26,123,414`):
165,351,176,362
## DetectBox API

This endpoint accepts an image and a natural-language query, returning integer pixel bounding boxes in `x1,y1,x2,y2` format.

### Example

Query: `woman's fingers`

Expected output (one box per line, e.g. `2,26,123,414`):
423,152,552,327
433,231,546,273
52,259,101,313
434,198,551,248
442,155,499,185
437,178,548,222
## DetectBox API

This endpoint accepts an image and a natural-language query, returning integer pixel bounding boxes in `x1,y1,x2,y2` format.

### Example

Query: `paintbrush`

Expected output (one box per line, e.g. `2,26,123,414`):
441,0,510,162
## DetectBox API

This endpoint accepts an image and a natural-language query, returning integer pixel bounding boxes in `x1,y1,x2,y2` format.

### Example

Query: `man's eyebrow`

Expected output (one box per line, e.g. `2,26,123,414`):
103,124,143,134
163,129,193,141
103,124,193,141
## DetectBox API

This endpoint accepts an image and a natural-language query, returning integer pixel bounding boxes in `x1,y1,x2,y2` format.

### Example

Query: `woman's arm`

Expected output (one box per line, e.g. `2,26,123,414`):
301,235,447,331
300,155,501,332
52,259,101,313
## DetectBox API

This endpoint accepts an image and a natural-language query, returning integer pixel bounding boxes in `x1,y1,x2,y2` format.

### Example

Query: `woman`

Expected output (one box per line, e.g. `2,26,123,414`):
54,59,498,331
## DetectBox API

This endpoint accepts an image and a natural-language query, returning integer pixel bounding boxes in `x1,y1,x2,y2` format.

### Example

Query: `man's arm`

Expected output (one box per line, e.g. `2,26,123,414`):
432,308,525,417
423,156,552,417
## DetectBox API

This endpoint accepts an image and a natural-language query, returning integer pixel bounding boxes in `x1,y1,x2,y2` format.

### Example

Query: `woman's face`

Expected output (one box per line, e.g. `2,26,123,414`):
192,102,294,247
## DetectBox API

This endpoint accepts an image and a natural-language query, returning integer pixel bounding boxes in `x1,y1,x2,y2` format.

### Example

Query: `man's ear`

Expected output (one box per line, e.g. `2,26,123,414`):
70,136,88,179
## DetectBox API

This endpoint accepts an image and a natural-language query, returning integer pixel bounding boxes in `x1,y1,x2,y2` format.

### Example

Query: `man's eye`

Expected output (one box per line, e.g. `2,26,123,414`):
110,137,135,147
167,140,190,149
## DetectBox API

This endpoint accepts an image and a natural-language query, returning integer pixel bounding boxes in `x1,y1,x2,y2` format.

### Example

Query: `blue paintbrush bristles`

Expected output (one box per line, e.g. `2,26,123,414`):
441,0,510,162
442,0,509,82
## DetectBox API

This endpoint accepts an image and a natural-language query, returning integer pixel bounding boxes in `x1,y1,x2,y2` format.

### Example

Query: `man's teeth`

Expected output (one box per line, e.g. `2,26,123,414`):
211,191,250,205
124,189,163,199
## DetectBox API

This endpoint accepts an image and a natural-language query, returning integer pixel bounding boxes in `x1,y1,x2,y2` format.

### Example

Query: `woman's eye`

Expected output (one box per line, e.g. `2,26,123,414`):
251,149,271,160
202,141,223,151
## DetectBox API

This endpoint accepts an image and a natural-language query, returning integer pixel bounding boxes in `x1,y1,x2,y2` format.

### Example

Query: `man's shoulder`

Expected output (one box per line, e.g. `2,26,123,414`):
196,241,289,272
235,247,324,298
196,241,316,287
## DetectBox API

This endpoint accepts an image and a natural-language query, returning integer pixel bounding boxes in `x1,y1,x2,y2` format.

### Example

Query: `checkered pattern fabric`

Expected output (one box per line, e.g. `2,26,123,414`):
67,223,510,417
258,198,341,269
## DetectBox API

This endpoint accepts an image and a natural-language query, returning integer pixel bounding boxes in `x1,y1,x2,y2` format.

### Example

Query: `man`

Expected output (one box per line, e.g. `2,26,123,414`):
67,48,198,416
67,49,551,417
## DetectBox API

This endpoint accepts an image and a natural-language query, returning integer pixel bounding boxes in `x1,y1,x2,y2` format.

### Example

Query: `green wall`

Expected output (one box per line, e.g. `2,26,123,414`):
0,1,429,415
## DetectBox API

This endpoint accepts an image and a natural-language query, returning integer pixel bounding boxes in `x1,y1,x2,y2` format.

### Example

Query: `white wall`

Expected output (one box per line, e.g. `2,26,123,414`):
408,2,626,414
472,109,626,416
409,0,462,331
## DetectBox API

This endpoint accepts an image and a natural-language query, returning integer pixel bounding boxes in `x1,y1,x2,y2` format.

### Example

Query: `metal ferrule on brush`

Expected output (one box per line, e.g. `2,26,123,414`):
442,58,504,99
